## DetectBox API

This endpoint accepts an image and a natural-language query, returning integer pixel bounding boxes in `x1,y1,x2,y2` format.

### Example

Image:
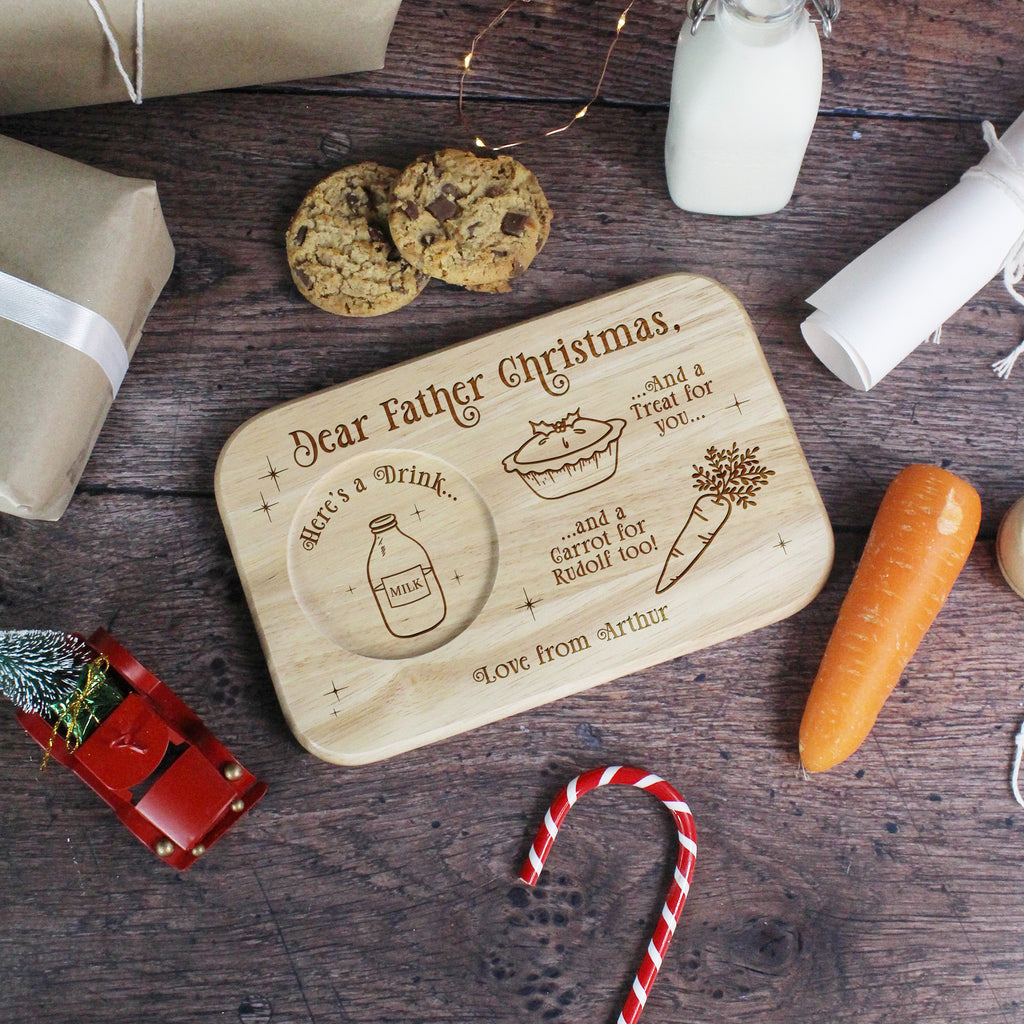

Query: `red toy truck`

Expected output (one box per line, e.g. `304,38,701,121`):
16,628,267,870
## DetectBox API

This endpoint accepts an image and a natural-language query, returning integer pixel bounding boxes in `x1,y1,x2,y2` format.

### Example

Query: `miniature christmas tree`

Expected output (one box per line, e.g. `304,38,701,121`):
0,629,91,714
0,629,123,749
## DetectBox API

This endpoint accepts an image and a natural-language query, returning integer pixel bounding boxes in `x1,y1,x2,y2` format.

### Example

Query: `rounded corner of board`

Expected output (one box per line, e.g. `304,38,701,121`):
291,731,361,767
290,723,407,767
217,276,836,762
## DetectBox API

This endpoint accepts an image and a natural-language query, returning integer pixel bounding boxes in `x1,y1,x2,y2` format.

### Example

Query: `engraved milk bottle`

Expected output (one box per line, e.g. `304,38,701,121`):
665,0,838,215
367,513,446,638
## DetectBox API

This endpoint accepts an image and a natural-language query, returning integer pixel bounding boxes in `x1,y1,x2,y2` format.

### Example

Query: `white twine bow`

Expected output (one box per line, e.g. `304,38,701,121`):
959,120,1024,378
88,0,145,105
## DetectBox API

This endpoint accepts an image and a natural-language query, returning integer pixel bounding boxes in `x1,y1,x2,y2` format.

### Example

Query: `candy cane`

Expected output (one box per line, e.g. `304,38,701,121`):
519,765,697,1024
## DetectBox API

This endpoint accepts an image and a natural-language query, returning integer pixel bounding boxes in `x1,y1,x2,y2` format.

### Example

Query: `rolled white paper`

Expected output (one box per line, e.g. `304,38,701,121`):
802,111,1024,390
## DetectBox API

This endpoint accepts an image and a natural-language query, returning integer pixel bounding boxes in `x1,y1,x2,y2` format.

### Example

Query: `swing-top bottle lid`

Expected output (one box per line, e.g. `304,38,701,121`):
688,0,840,37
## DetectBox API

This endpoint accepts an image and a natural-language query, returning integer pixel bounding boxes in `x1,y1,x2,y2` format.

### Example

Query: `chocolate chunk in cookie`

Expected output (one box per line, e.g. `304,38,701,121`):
388,149,552,293
286,162,429,317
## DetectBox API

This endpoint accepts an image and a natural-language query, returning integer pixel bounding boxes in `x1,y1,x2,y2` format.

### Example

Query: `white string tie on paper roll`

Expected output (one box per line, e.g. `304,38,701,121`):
1012,720,1024,808
0,270,130,396
88,0,145,105
961,121,1024,378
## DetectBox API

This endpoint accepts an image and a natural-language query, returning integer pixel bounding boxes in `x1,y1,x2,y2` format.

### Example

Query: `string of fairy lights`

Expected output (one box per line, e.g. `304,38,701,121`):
458,0,637,151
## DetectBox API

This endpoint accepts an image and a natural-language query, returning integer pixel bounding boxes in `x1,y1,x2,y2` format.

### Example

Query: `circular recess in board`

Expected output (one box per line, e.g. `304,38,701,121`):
287,449,498,659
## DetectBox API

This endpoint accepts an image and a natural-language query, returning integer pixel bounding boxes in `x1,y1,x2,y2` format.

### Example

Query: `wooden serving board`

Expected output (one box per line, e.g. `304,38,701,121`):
216,274,834,764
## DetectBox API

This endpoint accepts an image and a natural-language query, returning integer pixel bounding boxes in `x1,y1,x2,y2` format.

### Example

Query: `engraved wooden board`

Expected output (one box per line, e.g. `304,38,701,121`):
216,274,834,764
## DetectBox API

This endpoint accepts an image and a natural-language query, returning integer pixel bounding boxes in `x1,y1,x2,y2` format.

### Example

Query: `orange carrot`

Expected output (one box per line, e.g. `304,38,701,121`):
799,464,981,773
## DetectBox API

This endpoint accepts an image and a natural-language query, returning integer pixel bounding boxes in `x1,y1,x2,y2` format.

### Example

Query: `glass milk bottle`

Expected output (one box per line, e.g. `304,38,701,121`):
665,0,835,216
367,513,446,638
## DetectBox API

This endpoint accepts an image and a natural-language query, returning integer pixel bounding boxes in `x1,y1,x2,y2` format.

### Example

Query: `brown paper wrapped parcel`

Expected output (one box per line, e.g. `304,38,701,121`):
0,135,175,520
0,0,403,115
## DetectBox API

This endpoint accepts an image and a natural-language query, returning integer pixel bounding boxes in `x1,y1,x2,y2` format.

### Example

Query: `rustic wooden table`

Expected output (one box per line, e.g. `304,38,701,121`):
2,2,1024,1022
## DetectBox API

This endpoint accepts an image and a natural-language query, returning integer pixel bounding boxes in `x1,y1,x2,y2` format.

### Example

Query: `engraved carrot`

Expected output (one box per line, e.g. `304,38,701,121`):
656,443,774,593
655,494,731,593
799,464,981,773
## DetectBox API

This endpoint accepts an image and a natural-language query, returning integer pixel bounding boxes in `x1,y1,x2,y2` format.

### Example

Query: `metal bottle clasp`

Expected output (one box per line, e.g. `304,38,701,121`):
688,0,840,38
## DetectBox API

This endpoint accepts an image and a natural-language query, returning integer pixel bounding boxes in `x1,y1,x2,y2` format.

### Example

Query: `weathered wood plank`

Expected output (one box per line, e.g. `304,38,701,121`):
2,0,1024,1021
1,494,1022,1022
1,96,1019,533
303,0,1024,123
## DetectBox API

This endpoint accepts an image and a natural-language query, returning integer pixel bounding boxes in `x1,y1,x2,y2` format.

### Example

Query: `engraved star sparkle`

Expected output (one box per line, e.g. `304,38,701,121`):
253,491,278,522
516,588,543,620
324,680,348,701
729,393,750,415
259,455,287,491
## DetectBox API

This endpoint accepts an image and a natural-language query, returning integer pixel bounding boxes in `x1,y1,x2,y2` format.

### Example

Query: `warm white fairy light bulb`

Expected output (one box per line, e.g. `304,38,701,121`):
458,0,635,151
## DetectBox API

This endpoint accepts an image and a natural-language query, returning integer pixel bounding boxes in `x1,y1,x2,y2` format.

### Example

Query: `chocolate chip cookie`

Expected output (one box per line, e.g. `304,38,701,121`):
286,162,429,317
388,149,552,293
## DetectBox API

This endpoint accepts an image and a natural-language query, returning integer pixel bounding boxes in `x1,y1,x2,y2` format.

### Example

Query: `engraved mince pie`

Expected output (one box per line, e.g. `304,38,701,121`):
502,410,626,499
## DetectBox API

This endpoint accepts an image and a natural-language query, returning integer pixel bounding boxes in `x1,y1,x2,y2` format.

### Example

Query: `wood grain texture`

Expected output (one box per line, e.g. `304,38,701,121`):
1,2,1024,1022
216,274,832,763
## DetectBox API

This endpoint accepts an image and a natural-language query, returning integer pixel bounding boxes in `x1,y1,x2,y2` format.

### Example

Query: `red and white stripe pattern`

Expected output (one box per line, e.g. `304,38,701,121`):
519,765,697,1024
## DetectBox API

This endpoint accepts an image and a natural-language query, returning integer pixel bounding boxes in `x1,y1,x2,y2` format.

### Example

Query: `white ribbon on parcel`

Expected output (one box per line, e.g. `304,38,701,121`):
0,270,130,396
801,111,1024,390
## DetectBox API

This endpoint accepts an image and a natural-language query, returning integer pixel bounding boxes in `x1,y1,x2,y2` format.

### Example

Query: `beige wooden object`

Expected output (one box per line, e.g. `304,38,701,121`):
216,274,833,764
